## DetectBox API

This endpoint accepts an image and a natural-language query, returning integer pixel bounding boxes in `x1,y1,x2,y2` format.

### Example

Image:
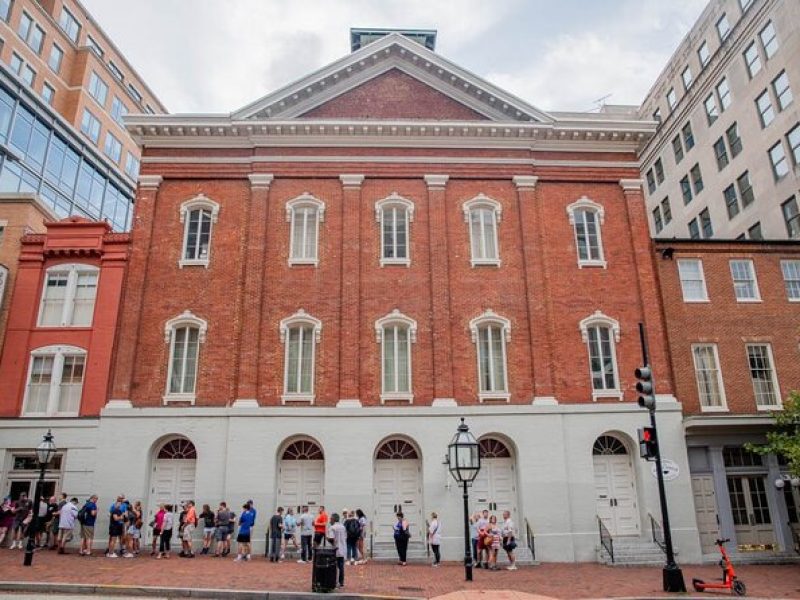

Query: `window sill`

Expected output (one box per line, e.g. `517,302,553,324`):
788,298,800,303
700,405,729,413
162,393,196,405
288,259,319,267
683,298,710,303
592,391,623,402
471,259,501,268
178,259,210,269
20,412,79,418
735,298,762,303
281,394,315,404
578,259,607,269
380,393,413,404
756,404,782,412
380,258,410,267
34,325,93,330
478,392,510,403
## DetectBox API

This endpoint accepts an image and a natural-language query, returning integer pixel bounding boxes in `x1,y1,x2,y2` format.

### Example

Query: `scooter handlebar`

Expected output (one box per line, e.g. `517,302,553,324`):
715,538,730,544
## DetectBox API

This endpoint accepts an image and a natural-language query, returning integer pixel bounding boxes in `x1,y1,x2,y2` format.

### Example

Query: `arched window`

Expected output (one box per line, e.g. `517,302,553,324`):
375,310,417,403
375,193,414,266
593,435,627,455
157,438,197,459
23,345,86,416
280,309,321,403
286,193,325,265
469,310,511,402
462,195,502,266
163,311,207,404
566,197,606,268
376,439,419,460
579,311,621,399
282,439,324,460
179,194,219,267
479,438,512,458
38,263,99,327
0,264,8,310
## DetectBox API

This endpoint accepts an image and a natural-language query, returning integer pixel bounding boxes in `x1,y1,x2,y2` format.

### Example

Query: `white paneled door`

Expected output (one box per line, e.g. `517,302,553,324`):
472,457,517,521
278,460,324,513
593,453,640,536
149,458,196,522
692,475,720,554
373,459,421,542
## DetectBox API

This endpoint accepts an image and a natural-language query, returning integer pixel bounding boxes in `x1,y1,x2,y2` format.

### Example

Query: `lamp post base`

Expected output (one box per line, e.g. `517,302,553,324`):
663,564,686,592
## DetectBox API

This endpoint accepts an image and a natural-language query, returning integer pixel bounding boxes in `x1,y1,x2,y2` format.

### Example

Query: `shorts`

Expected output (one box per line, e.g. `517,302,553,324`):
58,527,72,536
313,532,325,545
182,524,194,541
236,532,251,544
109,524,124,538
81,525,95,540
283,533,294,540
128,526,141,539
152,528,162,537
214,527,227,542
203,527,215,536
13,521,27,533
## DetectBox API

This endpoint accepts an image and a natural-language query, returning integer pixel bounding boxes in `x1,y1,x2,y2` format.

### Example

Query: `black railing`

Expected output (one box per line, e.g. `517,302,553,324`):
369,521,373,559
524,517,536,562
648,512,666,554
425,519,430,558
598,516,614,563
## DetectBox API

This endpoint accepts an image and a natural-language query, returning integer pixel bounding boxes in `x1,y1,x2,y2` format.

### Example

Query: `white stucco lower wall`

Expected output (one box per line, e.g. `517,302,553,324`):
0,399,702,563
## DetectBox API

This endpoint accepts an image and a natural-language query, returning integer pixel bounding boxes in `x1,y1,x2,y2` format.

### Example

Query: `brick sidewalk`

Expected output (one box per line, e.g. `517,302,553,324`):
0,550,799,599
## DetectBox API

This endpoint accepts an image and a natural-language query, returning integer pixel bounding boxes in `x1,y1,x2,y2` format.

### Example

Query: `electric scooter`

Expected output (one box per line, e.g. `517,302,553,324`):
692,538,746,596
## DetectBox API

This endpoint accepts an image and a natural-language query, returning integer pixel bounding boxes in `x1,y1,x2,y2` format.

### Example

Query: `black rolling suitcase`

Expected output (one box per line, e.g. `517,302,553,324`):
312,546,337,593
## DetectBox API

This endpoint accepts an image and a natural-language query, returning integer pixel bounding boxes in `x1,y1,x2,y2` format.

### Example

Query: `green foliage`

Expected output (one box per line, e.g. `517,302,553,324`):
745,392,800,477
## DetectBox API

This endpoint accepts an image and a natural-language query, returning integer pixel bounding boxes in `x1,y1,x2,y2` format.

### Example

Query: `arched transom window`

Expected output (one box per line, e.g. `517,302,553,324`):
163,311,207,404
463,195,502,266
286,193,325,265
23,345,86,417
593,435,627,455
280,309,322,403
579,311,621,400
157,438,197,459
38,263,99,327
376,439,419,460
179,194,219,268
470,310,511,402
566,197,606,268
282,440,324,460
375,193,414,266
375,310,417,403
480,438,512,458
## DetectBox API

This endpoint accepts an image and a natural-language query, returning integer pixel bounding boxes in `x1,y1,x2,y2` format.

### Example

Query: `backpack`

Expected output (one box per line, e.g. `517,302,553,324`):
345,518,361,539
77,504,89,524
394,521,410,540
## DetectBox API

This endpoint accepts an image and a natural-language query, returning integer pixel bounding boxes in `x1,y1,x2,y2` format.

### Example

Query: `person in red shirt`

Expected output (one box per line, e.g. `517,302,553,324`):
313,506,328,548
181,501,198,558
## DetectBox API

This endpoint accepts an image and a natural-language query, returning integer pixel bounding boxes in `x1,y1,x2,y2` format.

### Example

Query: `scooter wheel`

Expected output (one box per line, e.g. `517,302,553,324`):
692,579,703,592
732,579,746,596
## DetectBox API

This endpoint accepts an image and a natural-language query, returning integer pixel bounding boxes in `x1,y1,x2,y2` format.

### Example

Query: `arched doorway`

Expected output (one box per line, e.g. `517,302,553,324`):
277,438,325,513
373,438,422,542
472,437,518,522
148,437,197,523
593,434,640,536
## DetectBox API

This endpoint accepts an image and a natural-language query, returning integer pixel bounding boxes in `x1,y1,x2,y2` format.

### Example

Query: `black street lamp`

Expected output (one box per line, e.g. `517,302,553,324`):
447,418,481,582
23,430,56,567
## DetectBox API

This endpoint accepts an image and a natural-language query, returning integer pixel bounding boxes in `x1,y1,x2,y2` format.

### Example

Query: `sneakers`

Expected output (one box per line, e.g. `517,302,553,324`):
234,555,243,562
106,553,118,558
297,559,306,564
507,565,518,571
123,552,135,558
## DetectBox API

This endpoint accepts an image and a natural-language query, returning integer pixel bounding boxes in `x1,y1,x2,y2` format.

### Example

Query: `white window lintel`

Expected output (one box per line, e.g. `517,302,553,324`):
566,196,605,226
374,309,418,343
164,310,208,344
462,194,502,223
579,311,621,343
179,194,220,224
469,309,511,343
374,192,415,223
279,309,322,343
285,193,326,223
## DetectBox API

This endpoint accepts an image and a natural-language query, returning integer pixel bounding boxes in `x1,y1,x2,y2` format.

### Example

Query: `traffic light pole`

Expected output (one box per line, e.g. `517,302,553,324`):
638,323,686,593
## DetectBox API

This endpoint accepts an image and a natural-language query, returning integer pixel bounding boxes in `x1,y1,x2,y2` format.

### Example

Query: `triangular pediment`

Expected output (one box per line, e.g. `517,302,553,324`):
234,33,553,123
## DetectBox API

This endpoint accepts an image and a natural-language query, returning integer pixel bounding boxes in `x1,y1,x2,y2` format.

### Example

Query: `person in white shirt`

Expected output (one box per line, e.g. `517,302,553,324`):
298,506,314,563
501,510,517,571
327,513,347,588
428,512,441,566
57,497,79,554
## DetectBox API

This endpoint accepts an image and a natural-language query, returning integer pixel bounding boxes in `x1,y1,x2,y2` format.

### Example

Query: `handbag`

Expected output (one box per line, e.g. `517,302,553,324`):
482,534,494,547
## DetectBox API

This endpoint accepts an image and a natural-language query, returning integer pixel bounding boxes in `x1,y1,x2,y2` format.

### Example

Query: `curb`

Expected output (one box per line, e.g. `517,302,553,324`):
0,581,424,600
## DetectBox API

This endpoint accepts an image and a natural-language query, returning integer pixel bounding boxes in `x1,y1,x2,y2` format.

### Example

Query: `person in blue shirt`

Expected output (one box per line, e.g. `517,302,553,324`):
79,494,98,556
234,503,255,562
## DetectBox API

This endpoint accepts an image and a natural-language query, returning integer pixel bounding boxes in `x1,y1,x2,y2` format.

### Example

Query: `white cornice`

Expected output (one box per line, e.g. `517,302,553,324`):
339,174,365,187
424,174,449,189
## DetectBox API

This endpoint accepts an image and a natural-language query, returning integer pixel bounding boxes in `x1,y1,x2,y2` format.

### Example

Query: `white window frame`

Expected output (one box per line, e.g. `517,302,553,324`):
566,196,606,268
463,195,502,267
179,194,220,268
681,66,693,91
280,309,321,404
691,343,728,412
746,343,782,410
22,345,86,417
375,309,417,403
729,259,761,302
780,259,800,301
579,311,621,401
163,310,207,404
375,193,414,267
716,13,731,42
468,310,510,403
0,264,8,310
37,263,99,327
677,258,709,302
286,193,325,266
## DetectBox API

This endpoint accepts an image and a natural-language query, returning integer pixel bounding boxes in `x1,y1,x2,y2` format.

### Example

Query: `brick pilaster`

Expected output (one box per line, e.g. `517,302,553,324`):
424,174,455,403
513,175,556,402
108,175,162,406
233,174,274,406
338,174,364,403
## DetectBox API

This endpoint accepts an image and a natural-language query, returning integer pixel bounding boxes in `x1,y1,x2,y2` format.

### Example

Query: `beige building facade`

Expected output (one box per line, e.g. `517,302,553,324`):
639,0,800,241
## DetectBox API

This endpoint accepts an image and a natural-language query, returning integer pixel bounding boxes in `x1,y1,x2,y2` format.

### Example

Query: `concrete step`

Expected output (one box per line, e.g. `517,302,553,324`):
596,537,672,566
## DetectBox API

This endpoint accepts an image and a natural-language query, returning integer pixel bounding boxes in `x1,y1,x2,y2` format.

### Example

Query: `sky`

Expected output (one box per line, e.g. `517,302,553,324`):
81,0,709,115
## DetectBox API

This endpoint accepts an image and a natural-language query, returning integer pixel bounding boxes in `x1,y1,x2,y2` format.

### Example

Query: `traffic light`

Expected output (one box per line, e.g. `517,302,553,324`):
638,427,658,460
635,365,656,411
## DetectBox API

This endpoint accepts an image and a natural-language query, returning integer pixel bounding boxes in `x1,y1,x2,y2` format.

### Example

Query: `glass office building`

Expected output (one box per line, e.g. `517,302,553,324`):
0,64,135,231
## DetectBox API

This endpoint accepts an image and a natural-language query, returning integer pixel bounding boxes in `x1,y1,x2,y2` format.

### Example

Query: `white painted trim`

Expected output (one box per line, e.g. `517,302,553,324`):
579,311,621,397
431,398,458,407
478,392,511,403
137,174,162,189
591,391,623,402
566,197,606,269
163,311,207,403
248,173,274,188
37,263,99,328
339,174,365,187
21,345,87,417
677,258,709,302
532,396,558,405
336,399,362,408
746,343,783,411
579,311,620,343
729,258,762,303
375,310,416,401
375,193,414,267
232,398,260,408
374,309,418,343
424,174,449,189
512,175,538,190
463,194,502,267
280,310,322,403
178,194,219,269
162,392,196,405
164,310,208,344
286,193,325,266
469,310,511,402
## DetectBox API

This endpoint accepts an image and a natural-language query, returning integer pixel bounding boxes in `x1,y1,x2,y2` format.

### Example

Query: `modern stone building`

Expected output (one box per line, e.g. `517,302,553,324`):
653,237,800,558
639,0,800,241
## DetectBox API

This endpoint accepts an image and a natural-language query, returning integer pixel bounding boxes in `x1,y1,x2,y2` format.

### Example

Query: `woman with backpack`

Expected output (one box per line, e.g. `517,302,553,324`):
393,511,410,566
428,512,441,567
343,510,360,565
